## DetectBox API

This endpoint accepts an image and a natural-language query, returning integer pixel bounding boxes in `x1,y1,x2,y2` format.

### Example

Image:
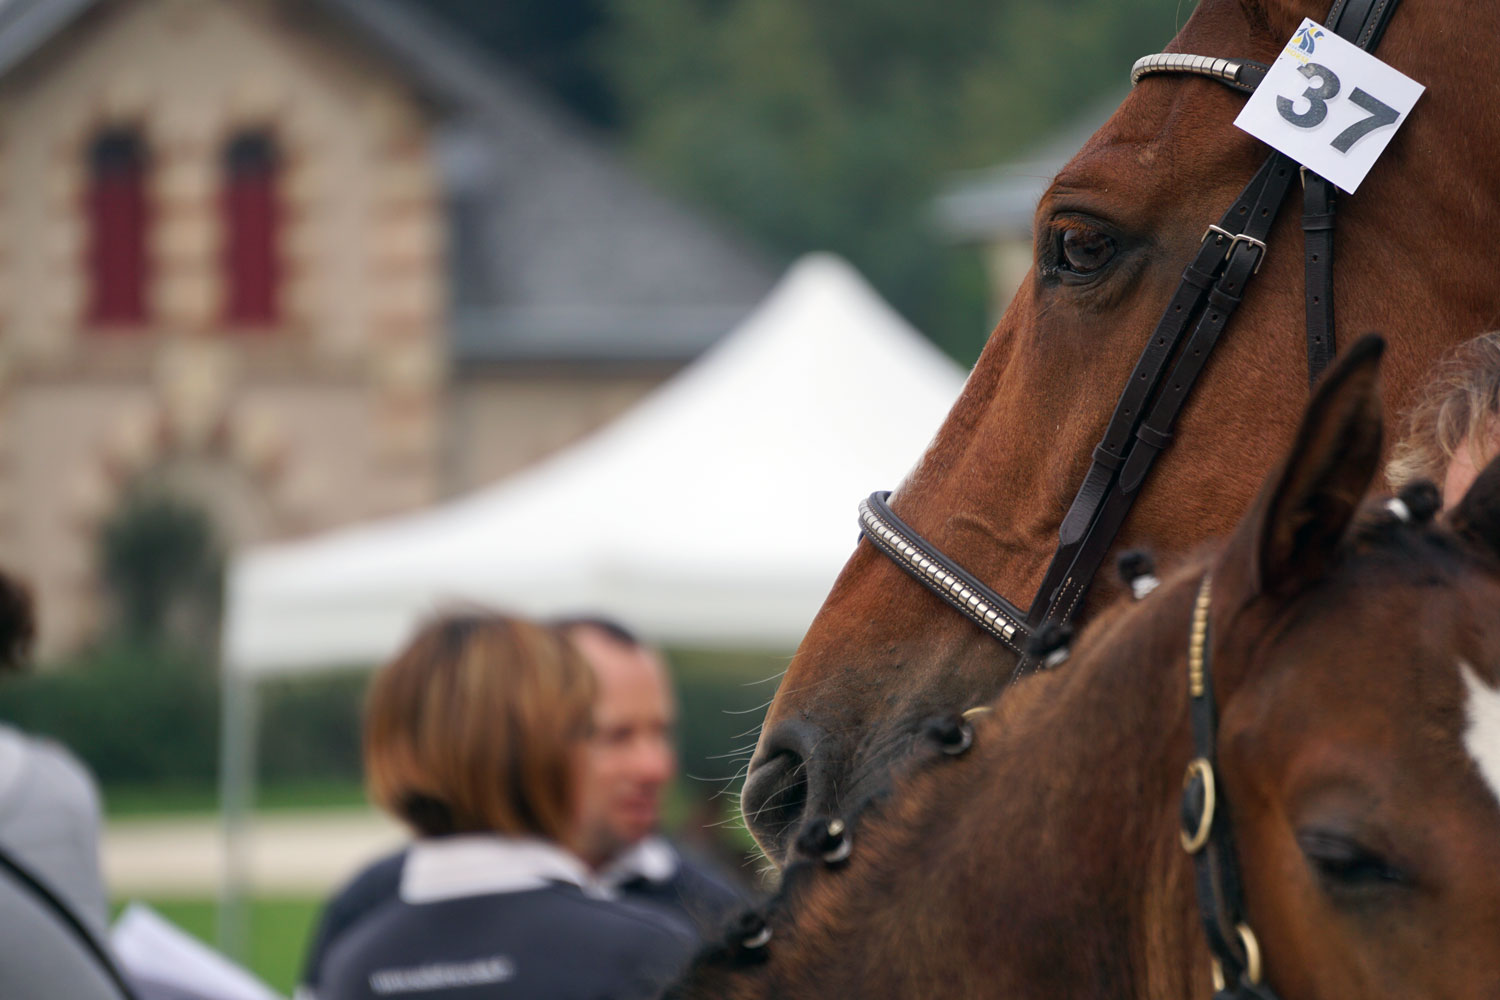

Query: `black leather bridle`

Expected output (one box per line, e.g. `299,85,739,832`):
1180,573,1276,1000
858,0,1403,676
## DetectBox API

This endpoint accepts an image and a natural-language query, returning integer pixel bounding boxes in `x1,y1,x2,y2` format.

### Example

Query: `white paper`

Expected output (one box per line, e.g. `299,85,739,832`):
110,902,285,1000
1234,18,1423,193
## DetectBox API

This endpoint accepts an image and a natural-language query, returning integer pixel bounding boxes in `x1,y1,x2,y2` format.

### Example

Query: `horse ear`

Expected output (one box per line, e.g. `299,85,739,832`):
1447,453,1500,564
1227,334,1385,599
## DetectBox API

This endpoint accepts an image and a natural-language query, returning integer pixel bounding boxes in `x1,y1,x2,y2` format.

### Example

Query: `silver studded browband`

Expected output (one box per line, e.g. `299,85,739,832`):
1131,53,1270,93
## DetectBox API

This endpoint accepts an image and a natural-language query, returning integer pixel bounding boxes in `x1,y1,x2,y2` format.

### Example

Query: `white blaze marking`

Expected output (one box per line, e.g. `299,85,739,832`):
1461,661,1500,807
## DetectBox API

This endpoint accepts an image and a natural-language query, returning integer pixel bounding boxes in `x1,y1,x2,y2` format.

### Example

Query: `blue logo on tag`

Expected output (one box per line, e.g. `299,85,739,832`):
1294,25,1324,53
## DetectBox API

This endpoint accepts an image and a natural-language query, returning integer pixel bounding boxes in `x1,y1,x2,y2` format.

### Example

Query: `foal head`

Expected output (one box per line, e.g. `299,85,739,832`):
675,337,1500,999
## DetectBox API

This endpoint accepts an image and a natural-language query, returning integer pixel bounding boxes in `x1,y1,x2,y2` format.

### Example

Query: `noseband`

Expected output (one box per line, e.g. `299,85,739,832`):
859,0,1403,675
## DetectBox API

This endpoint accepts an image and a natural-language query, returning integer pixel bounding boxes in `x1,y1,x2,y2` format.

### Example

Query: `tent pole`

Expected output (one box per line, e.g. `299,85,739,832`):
217,665,258,960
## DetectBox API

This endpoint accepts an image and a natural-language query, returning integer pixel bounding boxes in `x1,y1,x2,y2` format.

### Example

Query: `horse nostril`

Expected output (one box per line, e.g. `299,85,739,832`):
743,724,820,858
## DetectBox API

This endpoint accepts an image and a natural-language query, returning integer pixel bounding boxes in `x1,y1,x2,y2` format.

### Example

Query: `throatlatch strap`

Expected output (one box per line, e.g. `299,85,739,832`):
1302,173,1337,385
1302,0,1405,386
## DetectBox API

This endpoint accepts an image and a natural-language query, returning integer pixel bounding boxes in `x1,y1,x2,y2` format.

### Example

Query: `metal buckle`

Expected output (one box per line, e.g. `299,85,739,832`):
1200,225,1267,273
1201,223,1235,256
1228,232,1268,274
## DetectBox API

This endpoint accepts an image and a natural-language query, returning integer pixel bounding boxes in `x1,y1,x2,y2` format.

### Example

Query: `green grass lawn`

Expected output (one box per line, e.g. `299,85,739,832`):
113,896,322,997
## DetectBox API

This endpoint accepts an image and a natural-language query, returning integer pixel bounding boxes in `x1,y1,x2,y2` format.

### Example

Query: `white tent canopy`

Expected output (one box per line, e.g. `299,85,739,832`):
221,254,968,678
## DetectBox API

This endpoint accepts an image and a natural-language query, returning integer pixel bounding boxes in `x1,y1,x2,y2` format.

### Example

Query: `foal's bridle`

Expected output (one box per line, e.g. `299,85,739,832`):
1181,572,1278,1000
858,0,1403,676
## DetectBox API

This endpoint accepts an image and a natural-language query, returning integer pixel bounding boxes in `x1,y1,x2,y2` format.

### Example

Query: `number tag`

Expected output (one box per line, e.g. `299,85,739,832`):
1233,18,1423,193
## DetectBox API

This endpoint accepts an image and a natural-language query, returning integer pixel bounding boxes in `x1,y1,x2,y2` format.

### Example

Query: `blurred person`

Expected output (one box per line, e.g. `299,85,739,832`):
299,617,749,1000
317,612,694,1000
559,617,747,932
0,570,109,933
1387,331,1500,508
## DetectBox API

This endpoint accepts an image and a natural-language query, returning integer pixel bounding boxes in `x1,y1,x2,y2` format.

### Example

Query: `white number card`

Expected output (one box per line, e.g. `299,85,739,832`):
1233,18,1423,193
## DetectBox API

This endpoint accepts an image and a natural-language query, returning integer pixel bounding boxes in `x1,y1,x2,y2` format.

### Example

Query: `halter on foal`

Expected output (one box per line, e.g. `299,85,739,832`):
672,337,1500,1000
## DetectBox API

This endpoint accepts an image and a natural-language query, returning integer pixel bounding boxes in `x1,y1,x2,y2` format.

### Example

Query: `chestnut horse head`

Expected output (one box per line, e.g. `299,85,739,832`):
746,0,1500,862
679,338,1500,999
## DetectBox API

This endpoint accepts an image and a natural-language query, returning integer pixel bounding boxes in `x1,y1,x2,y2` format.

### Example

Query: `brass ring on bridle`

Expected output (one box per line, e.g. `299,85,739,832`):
1180,757,1216,854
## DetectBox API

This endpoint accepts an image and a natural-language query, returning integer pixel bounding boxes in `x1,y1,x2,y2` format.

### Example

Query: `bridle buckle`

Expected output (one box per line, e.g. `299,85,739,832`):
1229,232,1268,274
1199,225,1268,274
1201,223,1236,255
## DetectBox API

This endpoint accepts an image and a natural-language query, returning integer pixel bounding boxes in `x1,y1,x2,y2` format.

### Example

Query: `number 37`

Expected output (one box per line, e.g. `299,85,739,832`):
1277,62,1398,153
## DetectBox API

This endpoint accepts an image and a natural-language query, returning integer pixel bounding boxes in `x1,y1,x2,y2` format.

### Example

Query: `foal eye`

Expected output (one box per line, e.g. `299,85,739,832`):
1298,831,1407,892
1059,227,1117,274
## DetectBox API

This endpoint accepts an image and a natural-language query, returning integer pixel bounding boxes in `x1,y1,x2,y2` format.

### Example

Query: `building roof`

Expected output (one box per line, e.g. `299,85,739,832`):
933,91,1125,243
0,0,776,364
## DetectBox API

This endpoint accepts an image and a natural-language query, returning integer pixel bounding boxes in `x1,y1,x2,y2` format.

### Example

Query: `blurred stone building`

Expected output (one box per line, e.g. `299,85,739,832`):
0,0,772,654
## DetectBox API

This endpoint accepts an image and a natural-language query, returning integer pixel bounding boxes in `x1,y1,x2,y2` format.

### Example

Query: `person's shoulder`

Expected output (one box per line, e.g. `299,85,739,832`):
618,842,755,943
331,850,406,911
300,849,407,992
532,883,695,959
0,729,101,820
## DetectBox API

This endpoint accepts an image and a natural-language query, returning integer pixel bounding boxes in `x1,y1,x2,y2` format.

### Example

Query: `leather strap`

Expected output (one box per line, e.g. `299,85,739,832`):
1021,156,1286,659
1301,0,1405,386
1302,172,1337,385
1181,576,1257,995
1019,154,1297,680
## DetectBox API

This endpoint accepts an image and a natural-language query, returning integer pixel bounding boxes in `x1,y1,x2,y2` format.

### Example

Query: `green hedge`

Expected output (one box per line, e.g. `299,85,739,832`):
0,642,219,787
0,642,785,819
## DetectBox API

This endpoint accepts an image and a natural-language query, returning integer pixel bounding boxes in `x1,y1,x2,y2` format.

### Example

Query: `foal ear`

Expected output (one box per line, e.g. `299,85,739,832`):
1448,453,1500,565
1229,334,1385,599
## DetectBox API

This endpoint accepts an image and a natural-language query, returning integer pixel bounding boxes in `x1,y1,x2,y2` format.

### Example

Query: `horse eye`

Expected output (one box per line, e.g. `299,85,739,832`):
1059,227,1116,274
1298,831,1407,891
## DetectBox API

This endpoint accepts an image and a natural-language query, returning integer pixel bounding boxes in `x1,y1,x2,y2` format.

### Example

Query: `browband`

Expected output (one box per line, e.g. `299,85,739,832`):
1130,53,1270,93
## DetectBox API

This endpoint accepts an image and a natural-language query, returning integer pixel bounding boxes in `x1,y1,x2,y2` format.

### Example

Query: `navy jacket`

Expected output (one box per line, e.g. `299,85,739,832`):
300,839,747,998
319,883,693,1000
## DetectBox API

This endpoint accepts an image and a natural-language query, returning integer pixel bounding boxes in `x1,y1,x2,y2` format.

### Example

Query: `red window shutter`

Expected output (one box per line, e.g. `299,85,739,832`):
87,130,148,327
223,133,280,327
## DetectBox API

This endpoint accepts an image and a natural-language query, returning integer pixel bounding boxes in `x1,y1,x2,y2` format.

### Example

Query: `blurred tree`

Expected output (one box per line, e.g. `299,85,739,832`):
421,0,620,128
421,0,1191,361
599,0,1189,361
99,491,223,650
